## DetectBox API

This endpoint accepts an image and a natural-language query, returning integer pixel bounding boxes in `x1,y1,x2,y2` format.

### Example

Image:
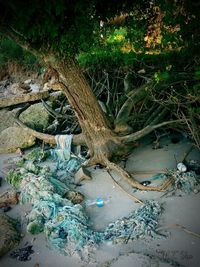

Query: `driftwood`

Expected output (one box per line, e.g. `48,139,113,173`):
0,91,50,108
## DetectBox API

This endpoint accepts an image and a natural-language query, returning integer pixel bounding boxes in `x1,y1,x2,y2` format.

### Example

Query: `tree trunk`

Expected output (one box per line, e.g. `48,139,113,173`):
1,30,182,193
44,56,124,161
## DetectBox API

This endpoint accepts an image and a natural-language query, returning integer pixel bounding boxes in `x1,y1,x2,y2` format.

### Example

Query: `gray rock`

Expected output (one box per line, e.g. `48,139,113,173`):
24,79,32,84
0,126,36,153
0,214,20,257
30,83,40,92
0,109,17,132
20,103,51,131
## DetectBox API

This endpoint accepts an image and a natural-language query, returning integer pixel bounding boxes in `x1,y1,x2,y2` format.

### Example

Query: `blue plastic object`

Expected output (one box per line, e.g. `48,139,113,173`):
96,198,104,207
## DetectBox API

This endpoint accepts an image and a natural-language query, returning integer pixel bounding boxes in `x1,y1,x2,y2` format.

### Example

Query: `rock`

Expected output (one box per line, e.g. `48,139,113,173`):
0,214,20,257
30,83,40,92
0,126,36,153
20,103,51,131
63,190,84,204
24,79,32,84
18,82,31,93
5,82,26,96
74,167,92,184
0,109,16,132
193,188,198,194
0,189,19,208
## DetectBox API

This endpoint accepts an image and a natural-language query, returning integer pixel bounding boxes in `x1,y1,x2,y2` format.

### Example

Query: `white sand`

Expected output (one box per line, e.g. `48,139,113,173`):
0,135,200,267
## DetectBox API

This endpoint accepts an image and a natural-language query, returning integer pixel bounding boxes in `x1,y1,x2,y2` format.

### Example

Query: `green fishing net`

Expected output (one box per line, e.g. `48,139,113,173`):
5,136,168,259
103,200,162,244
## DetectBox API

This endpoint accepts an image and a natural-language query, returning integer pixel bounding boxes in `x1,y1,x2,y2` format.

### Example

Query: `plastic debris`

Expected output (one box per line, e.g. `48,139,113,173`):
4,142,167,259
10,245,34,261
177,162,187,173
140,180,151,186
103,200,162,244
44,204,101,256
6,169,23,188
19,173,71,205
85,198,110,207
169,170,198,193
51,134,83,174
25,147,50,163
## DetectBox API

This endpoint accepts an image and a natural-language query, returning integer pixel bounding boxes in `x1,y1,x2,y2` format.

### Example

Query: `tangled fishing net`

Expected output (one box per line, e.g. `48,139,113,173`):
51,134,83,175
103,200,162,244
4,135,167,260
169,170,198,193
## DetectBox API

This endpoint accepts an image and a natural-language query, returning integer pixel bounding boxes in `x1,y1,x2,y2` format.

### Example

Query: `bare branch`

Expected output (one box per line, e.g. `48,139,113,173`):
121,120,184,144
114,83,152,133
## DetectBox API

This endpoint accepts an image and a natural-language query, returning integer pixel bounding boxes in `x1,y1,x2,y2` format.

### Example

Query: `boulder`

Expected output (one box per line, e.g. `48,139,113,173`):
0,126,36,153
0,214,20,257
0,109,16,132
20,102,51,131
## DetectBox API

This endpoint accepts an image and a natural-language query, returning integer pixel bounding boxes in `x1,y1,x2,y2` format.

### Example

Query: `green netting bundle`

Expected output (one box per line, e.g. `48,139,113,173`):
19,173,70,204
6,169,23,188
25,147,50,163
51,134,83,174
169,170,198,193
103,200,162,244
44,204,101,254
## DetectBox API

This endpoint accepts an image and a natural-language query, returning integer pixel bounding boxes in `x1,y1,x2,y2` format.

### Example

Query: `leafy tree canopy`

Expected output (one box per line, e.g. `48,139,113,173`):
0,0,143,56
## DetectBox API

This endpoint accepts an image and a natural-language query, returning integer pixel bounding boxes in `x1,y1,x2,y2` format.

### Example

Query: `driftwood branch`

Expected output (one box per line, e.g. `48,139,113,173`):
0,91,50,108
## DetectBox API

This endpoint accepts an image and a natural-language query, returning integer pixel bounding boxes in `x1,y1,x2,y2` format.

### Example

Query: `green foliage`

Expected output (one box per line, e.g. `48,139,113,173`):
0,37,38,69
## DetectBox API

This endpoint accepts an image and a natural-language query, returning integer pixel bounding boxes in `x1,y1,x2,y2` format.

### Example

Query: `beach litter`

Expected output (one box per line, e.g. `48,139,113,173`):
3,135,168,259
10,245,34,261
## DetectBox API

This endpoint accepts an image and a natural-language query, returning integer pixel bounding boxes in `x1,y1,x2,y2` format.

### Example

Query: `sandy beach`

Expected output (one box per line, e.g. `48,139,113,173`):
0,134,200,267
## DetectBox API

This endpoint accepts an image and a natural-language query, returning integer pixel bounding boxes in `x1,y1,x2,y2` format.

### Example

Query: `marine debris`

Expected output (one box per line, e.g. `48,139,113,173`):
2,135,168,259
10,245,34,261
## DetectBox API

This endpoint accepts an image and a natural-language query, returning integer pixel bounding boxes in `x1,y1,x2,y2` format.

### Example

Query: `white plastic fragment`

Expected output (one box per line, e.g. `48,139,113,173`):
177,162,187,172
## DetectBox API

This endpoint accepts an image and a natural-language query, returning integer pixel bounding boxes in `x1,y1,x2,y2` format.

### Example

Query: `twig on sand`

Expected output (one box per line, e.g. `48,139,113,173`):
106,170,144,204
157,224,200,239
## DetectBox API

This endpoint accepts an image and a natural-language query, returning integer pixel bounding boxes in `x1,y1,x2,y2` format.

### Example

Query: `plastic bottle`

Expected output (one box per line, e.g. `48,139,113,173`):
85,197,110,207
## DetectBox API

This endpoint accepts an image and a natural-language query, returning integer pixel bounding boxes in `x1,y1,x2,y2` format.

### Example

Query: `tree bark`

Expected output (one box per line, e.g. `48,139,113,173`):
44,56,122,159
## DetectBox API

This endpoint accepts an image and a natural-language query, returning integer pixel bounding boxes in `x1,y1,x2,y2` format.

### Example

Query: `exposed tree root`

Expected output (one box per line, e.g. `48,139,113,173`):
14,104,85,146
103,158,172,191
107,169,144,204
